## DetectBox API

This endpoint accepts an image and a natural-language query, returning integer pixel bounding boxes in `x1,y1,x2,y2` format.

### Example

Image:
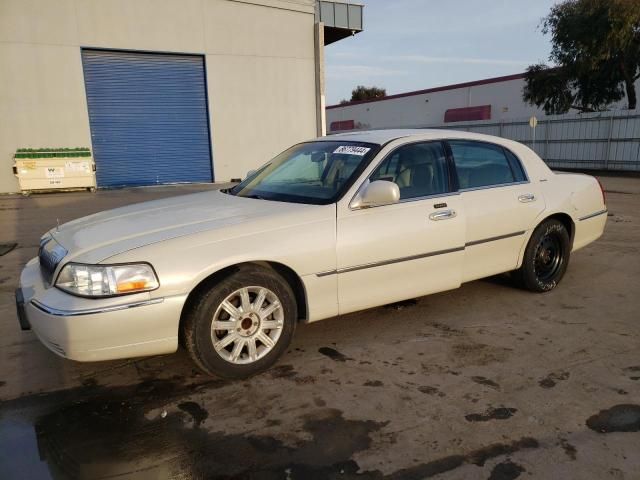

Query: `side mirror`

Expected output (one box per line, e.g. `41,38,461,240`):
246,169,256,179
351,180,400,209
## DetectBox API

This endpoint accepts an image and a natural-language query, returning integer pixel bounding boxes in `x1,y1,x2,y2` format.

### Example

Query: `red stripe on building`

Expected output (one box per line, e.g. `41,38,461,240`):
444,105,491,123
330,119,356,131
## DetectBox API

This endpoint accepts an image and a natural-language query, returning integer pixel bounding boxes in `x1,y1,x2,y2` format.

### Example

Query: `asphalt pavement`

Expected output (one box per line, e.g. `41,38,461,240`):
0,177,638,479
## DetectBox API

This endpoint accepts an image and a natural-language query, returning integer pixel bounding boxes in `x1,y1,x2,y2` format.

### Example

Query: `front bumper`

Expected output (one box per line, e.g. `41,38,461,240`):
17,257,186,362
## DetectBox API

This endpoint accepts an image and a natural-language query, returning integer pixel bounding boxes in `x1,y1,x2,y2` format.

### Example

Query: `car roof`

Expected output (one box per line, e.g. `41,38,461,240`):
313,128,509,145
311,128,552,181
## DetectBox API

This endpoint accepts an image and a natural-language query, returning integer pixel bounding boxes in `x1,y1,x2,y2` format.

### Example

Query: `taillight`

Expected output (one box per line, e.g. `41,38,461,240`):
596,177,606,206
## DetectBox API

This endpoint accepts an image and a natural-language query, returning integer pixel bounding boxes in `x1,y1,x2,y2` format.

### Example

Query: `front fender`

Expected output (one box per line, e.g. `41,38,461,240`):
103,205,337,300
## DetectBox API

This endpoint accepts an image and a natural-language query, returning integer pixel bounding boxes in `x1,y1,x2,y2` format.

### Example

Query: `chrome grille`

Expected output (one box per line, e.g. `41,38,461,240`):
39,238,67,284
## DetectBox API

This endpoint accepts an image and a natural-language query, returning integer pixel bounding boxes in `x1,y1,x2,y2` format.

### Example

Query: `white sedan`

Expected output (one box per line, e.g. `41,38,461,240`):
16,129,607,378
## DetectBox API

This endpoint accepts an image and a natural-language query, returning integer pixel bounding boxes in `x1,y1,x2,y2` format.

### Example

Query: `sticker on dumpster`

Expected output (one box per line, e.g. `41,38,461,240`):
333,145,371,156
65,161,90,173
45,167,64,178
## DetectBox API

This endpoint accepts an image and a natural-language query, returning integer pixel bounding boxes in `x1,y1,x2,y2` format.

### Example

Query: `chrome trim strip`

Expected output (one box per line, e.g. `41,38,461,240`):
578,209,608,221
397,191,460,205
316,230,528,277
458,180,530,193
316,246,465,277
30,298,164,317
340,246,465,273
350,191,460,211
315,269,338,278
465,230,526,247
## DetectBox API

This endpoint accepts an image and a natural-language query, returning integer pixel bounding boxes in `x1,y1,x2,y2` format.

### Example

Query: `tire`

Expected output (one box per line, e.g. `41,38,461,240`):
183,265,297,379
513,219,571,292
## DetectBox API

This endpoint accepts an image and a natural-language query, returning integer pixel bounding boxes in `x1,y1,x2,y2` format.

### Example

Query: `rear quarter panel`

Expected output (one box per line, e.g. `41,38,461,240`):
501,140,606,263
540,172,607,251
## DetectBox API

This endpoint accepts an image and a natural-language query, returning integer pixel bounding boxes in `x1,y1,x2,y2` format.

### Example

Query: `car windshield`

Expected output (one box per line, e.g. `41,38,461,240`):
228,141,380,205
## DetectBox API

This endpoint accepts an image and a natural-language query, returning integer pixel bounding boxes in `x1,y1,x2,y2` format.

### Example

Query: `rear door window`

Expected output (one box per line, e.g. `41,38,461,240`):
504,148,527,182
448,140,521,189
370,141,450,200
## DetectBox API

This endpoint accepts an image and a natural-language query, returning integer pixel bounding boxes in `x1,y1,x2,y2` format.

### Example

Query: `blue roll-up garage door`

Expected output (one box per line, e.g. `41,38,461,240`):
82,49,213,187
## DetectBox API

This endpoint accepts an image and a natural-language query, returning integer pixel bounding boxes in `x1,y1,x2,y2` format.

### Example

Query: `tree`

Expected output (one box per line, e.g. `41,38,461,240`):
341,85,386,104
523,0,640,114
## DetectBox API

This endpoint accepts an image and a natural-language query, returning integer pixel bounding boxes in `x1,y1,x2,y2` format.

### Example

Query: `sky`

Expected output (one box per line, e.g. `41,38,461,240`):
325,0,558,105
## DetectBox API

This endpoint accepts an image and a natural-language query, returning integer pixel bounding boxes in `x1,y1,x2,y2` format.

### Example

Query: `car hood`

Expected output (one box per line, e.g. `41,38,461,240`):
50,190,314,263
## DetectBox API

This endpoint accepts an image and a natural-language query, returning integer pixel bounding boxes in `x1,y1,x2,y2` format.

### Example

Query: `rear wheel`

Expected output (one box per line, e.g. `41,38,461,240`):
514,219,571,292
183,265,296,378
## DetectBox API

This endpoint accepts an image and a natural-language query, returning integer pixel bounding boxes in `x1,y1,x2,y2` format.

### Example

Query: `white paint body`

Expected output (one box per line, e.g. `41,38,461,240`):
19,130,607,362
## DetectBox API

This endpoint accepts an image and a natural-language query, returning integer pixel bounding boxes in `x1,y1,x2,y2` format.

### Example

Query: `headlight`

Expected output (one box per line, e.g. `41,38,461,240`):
56,263,159,297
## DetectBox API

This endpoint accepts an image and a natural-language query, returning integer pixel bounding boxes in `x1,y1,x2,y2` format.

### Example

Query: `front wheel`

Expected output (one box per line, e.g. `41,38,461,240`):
183,265,297,378
513,219,571,292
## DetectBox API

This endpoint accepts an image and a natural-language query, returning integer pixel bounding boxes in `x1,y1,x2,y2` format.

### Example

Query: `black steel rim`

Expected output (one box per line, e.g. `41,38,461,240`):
534,233,563,282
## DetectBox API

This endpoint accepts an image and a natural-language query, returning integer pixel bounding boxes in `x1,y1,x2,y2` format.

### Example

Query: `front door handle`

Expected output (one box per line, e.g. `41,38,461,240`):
429,209,457,221
518,193,536,203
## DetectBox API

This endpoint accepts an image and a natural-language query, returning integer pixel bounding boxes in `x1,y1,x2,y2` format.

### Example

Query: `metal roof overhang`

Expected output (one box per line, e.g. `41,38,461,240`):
317,1,363,45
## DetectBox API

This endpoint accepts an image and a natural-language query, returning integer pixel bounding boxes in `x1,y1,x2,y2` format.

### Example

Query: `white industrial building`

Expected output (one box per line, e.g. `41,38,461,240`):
0,0,363,193
326,73,640,133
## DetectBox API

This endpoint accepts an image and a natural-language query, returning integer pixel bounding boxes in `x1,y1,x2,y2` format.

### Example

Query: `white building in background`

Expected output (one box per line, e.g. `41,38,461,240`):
0,0,363,193
326,72,640,133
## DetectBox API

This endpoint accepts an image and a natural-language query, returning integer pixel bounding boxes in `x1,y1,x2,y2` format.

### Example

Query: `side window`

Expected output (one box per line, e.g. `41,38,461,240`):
449,141,518,189
504,149,527,182
371,152,400,183
370,142,449,199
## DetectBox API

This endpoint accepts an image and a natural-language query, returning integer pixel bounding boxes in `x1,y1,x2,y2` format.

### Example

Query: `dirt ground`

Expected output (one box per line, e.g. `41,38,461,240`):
0,177,638,480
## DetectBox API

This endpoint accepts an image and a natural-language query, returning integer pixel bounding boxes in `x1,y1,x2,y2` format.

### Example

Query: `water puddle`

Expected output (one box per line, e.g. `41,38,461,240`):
586,404,640,433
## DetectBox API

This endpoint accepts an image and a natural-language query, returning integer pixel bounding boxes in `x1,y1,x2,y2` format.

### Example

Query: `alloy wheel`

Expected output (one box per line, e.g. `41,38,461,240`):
210,286,284,364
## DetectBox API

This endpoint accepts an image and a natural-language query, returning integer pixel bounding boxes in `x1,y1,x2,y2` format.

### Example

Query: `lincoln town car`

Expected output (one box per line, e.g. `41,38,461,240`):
16,130,607,378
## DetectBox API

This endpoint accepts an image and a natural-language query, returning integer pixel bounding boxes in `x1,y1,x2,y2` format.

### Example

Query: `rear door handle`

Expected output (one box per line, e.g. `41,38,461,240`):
429,209,457,221
518,193,536,203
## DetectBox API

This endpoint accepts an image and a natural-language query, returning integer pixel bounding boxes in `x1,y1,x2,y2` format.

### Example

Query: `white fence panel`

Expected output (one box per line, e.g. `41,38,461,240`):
395,110,640,172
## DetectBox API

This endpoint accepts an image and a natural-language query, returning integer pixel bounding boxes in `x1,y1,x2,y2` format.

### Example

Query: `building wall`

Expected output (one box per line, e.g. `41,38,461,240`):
0,0,318,193
326,76,640,133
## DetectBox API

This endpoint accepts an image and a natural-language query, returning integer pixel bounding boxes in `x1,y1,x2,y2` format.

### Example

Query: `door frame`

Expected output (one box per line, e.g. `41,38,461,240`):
334,137,466,314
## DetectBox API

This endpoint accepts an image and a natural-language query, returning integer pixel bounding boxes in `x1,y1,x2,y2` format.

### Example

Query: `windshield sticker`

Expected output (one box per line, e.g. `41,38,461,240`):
333,145,371,156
